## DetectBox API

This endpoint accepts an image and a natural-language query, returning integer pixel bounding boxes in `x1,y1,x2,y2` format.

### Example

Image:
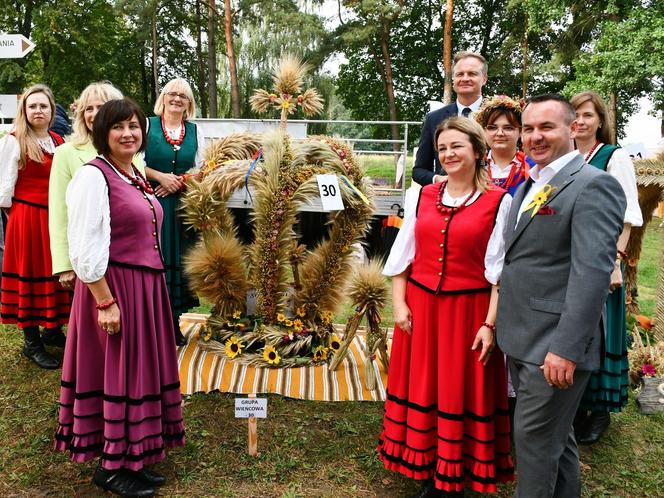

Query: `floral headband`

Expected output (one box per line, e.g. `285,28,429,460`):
474,95,526,128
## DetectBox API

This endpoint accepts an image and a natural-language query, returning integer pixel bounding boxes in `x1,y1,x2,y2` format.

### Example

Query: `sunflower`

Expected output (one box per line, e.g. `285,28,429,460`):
329,334,342,352
284,319,293,327
225,336,244,359
263,345,281,365
293,319,303,330
233,310,242,319
277,313,286,323
313,345,329,362
295,307,305,317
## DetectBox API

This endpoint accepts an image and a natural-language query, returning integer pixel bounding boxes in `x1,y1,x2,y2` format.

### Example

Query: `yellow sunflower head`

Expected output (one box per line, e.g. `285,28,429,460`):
263,345,281,365
225,336,244,359
233,310,242,319
284,319,293,327
313,345,329,362
293,319,303,330
329,334,342,351
276,313,286,323
296,307,306,317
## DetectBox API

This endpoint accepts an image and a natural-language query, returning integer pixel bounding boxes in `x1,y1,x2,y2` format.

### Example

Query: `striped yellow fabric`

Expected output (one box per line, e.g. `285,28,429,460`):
177,317,388,402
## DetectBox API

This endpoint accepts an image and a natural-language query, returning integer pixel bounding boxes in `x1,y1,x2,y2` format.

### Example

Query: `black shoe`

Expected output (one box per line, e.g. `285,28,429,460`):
42,328,66,348
23,328,60,369
410,480,440,498
578,412,610,445
174,329,187,347
93,467,155,497
130,467,166,487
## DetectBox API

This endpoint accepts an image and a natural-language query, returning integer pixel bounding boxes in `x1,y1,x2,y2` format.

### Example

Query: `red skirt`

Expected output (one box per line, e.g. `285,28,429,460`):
1,200,71,329
378,282,514,493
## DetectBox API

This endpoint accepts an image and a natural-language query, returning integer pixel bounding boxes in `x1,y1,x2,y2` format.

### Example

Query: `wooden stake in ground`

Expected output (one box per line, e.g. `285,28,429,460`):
247,393,258,457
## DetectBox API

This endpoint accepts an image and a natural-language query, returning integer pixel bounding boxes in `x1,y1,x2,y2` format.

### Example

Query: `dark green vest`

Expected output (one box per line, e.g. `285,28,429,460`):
144,116,198,175
588,143,619,172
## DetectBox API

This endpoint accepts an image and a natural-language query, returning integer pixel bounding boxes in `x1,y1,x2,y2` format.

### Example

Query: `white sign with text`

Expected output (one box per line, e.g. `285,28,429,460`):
316,174,344,211
235,397,267,418
0,34,35,59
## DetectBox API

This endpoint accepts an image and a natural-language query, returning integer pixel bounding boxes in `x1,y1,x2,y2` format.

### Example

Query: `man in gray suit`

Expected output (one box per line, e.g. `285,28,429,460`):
496,94,625,498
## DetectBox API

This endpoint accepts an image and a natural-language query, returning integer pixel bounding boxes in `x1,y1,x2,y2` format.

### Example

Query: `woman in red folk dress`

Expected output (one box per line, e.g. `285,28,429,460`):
378,117,514,497
0,84,71,369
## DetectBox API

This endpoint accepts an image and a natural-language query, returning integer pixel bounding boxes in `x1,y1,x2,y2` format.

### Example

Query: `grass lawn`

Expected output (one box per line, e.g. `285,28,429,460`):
0,227,662,497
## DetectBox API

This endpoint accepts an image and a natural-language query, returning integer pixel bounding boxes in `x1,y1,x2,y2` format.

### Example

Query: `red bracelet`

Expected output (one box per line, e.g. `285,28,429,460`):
481,321,496,331
96,298,117,310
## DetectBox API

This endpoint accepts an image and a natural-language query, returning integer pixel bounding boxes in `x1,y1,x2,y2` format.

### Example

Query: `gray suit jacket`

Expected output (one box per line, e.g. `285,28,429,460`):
496,154,626,371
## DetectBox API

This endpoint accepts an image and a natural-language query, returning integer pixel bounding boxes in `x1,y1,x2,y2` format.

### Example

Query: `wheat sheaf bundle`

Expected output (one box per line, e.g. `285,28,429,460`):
183,234,249,316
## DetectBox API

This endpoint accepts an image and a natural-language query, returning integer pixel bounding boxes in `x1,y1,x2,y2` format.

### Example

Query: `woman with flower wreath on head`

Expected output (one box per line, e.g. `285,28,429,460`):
0,84,71,369
49,81,147,294
55,99,185,498
378,117,514,498
474,95,533,197
571,90,642,445
144,78,206,346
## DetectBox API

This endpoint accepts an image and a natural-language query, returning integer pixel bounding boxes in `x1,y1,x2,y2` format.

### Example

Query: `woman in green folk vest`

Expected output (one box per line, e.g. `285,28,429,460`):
571,90,643,444
144,78,205,346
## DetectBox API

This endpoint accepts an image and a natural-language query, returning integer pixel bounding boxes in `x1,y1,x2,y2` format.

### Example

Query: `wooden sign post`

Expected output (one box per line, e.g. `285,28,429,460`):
234,393,267,456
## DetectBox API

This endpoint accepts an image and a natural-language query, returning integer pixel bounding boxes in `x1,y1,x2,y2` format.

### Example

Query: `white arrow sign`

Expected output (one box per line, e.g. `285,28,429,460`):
0,34,36,59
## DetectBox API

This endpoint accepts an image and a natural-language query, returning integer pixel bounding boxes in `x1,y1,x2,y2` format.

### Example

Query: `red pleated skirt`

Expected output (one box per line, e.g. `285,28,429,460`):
378,282,514,493
54,265,185,470
1,200,71,328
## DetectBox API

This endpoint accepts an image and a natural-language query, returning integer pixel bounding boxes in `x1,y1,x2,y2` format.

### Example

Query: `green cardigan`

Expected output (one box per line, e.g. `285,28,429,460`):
48,140,145,274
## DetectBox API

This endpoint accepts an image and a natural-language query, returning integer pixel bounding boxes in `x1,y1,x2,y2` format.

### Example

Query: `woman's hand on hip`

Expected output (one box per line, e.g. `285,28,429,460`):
472,325,495,366
393,302,412,335
98,304,121,335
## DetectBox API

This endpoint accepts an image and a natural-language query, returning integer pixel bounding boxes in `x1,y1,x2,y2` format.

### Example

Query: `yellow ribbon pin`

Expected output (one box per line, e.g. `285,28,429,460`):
525,184,556,218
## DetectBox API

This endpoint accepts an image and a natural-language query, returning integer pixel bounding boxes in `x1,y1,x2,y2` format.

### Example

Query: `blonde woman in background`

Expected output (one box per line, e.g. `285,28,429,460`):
49,81,145,292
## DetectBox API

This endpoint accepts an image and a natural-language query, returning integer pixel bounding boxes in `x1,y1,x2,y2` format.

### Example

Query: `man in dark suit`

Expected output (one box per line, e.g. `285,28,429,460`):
412,51,488,186
496,94,625,497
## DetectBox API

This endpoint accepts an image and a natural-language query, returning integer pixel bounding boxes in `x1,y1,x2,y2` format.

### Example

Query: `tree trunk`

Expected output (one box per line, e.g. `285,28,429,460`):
379,26,400,157
151,8,159,103
224,0,241,118
195,0,208,117
207,0,218,118
442,0,454,104
608,91,618,144
522,13,529,99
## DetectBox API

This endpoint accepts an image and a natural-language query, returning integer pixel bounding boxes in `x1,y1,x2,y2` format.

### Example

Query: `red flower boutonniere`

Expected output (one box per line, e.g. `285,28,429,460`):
537,206,556,216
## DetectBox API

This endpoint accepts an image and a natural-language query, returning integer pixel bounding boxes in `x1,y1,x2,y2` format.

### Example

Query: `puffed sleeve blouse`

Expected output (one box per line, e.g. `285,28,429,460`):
383,187,512,285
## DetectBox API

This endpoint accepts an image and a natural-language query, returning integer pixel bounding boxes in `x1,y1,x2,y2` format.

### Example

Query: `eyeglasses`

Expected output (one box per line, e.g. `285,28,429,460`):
165,91,190,101
485,124,519,133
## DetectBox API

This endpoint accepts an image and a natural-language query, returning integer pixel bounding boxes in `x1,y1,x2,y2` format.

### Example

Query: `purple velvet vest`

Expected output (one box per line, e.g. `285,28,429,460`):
87,157,165,272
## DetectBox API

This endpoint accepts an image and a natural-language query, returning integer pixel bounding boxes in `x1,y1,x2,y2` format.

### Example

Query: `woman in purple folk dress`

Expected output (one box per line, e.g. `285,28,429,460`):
54,99,185,498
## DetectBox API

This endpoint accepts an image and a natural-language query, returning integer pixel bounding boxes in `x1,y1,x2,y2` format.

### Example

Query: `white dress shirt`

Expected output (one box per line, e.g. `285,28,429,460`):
586,146,642,227
456,96,483,117
517,150,580,224
383,186,512,285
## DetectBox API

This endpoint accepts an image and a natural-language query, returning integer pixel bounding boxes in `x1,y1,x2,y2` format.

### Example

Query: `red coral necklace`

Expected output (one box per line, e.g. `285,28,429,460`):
436,180,476,215
584,140,601,162
162,117,185,151
106,156,154,195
